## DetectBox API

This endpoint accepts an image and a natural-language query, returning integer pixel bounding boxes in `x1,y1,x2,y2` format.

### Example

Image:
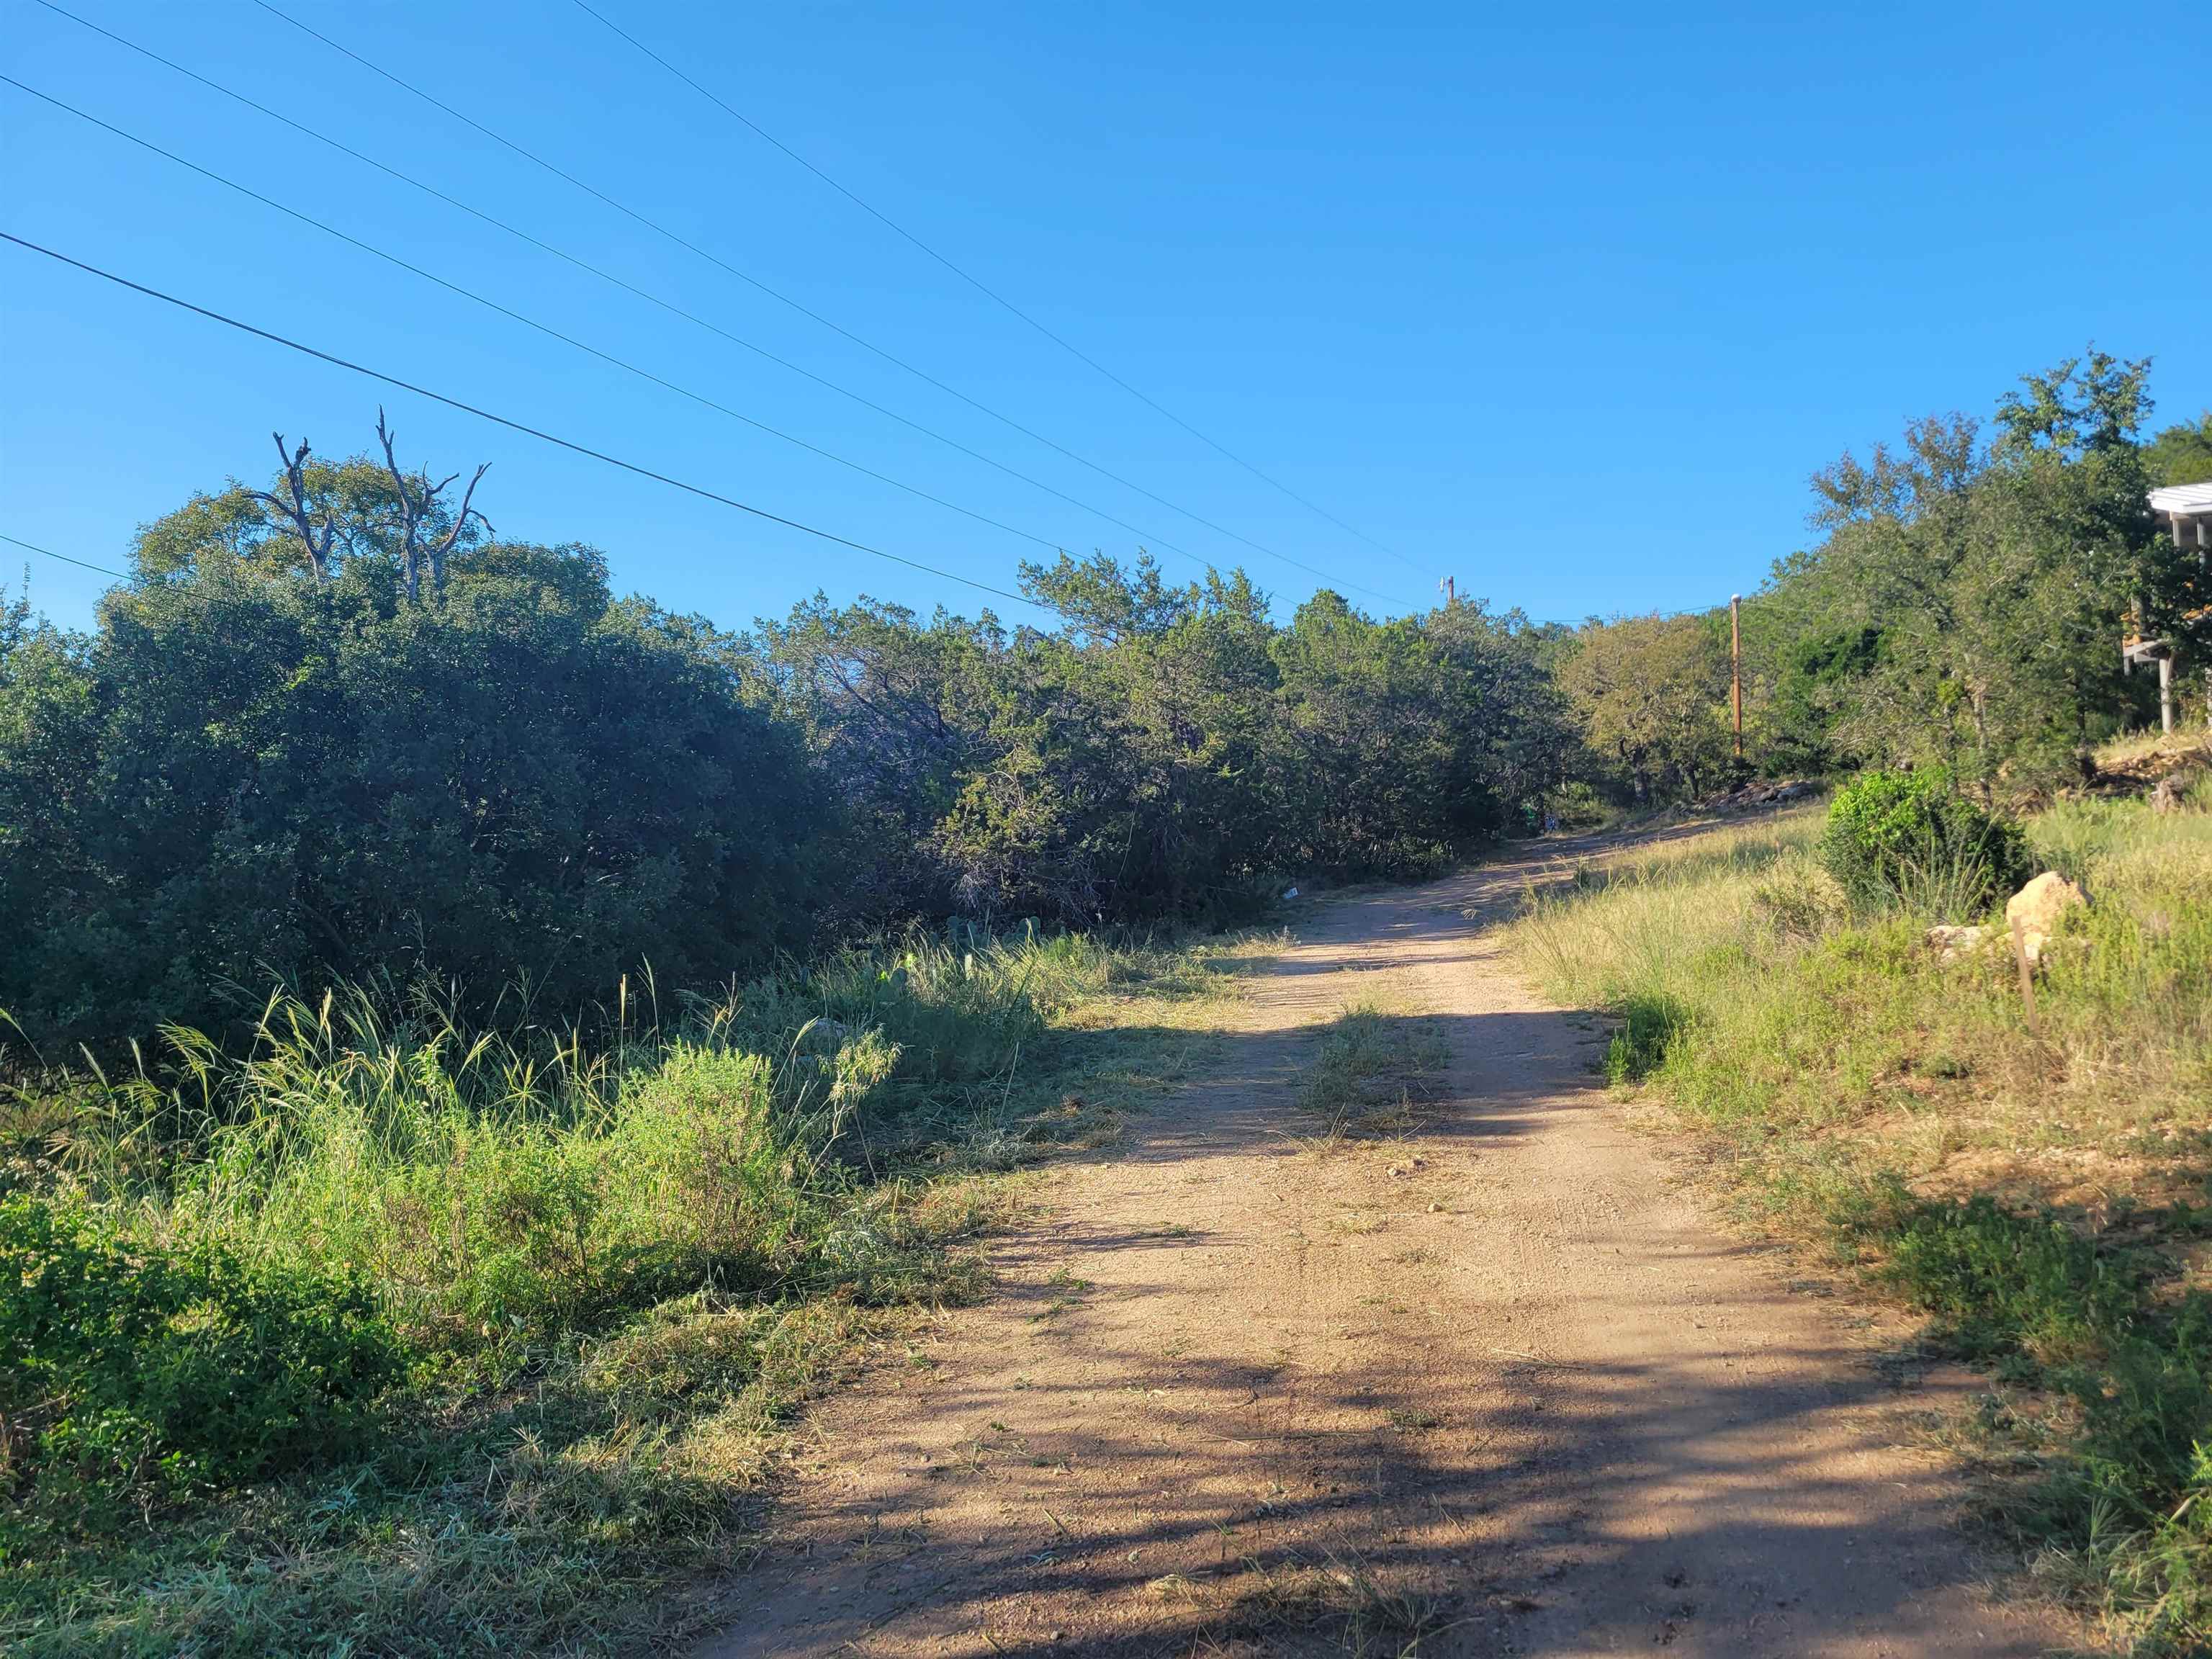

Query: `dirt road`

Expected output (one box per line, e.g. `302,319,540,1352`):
700,845,2077,1657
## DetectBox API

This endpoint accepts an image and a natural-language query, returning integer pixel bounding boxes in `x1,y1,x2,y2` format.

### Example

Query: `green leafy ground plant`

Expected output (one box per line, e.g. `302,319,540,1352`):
1820,767,2033,918
0,925,1248,1655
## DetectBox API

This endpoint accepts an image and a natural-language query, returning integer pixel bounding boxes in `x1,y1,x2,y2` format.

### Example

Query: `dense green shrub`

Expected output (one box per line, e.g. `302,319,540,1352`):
0,445,1587,1054
1819,767,2032,915
752,557,1575,927
0,1193,407,1492
0,542,833,1053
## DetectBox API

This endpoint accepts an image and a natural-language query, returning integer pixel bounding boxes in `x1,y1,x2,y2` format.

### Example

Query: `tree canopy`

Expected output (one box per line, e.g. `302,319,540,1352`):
1,433,1581,1052
1559,352,2198,800
4,354,2200,1053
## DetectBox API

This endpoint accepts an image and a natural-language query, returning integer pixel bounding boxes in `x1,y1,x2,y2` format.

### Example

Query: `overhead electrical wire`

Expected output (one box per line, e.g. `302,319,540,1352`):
567,0,1427,580
1,532,130,581
4,76,1075,559
28,0,1407,609
239,0,1417,608
0,233,1043,610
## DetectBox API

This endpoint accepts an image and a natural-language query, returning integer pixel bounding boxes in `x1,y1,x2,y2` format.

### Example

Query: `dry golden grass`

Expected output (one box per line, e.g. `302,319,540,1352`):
1509,801,2212,1228
2093,727,2212,778
1506,794,2212,1655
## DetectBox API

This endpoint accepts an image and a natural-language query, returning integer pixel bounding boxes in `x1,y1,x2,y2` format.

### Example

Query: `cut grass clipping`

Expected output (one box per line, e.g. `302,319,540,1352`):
0,925,1246,1657
1509,789,2212,1656
1298,998,1449,1138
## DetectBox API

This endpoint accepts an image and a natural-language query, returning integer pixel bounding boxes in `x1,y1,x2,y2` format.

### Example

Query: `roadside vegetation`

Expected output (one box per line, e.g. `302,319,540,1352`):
0,928,1244,1655
0,457,1575,1063
1558,357,2211,805
1510,758,2212,1654
3,402,1563,1655
2,346,2207,1650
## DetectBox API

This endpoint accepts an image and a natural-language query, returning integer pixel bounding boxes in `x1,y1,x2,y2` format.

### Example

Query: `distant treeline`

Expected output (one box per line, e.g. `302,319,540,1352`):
4,351,2205,1052
0,449,1574,1052
1560,355,2212,801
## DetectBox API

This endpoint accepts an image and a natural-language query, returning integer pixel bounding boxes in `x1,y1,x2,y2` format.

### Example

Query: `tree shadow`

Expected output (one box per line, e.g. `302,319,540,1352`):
693,847,2075,1658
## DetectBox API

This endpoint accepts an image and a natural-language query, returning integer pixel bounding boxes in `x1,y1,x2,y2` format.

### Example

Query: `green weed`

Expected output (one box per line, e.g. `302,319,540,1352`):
1840,1183,2212,1653
0,1193,406,1498
1605,993,1692,1084
0,923,1247,1655
1508,797,2212,1652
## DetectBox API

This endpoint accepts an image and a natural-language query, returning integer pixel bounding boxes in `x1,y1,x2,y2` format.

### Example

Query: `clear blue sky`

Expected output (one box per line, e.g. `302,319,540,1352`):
4,0,2206,634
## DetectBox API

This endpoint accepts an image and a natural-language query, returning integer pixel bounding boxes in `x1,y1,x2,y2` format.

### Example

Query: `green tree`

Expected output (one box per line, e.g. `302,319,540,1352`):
2144,412,2212,487
1555,612,1732,802
938,554,1288,920
750,594,1007,921
1761,354,2173,788
1,451,832,1053
746,558,1568,925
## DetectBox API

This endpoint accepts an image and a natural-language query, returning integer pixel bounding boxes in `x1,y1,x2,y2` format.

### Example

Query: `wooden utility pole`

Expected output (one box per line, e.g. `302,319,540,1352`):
1439,575,1456,606
1730,594,1743,762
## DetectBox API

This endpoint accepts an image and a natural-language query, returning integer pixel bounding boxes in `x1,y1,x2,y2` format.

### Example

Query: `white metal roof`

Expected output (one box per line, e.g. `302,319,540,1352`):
2149,481,2212,516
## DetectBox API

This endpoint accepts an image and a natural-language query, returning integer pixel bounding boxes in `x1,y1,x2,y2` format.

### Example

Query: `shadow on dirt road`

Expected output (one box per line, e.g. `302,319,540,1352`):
691,845,2079,1658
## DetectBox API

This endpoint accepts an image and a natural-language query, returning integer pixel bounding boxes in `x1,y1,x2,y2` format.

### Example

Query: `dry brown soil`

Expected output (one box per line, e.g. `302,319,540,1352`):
696,845,2084,1658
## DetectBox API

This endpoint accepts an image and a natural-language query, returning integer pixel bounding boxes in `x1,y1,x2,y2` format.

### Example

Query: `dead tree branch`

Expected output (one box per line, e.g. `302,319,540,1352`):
376,407,492,601
244,433,337,580
426,463,492,598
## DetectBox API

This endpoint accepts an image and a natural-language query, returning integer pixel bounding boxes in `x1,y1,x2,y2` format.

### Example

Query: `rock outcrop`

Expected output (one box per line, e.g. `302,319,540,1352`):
2005,870,2086,966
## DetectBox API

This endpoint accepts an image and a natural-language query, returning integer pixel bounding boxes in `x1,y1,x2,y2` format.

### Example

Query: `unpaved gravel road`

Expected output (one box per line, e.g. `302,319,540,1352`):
699,843,2080,1657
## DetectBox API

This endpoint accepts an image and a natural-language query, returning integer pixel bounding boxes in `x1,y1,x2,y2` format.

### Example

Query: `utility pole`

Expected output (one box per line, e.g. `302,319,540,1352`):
1439,575,1455,606
1730,594,1743,763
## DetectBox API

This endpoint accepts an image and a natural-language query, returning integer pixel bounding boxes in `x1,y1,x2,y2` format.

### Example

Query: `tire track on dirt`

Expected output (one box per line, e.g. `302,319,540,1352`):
695,845,2080,1657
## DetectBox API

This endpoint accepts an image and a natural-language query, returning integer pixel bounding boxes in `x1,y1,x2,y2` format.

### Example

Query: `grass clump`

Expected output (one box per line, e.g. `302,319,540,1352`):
1200,1550,1447,1657
1843,1182,2212,1651
1298,998,1448,1137
1605,993,1692,1084
0,924,1246,1655
1509,796,2212,1653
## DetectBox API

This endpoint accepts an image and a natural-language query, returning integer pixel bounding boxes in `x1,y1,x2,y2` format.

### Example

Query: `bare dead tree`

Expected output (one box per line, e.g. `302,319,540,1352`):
375,407,492,602
245,433,338,580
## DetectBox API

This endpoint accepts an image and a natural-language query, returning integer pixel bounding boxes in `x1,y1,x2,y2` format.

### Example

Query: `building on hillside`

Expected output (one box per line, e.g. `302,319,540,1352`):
2128,482,2212,732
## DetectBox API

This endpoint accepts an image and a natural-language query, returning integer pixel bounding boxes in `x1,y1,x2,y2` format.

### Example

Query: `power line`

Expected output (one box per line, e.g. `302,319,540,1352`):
4,76,1075,559
1,532,130,581
32,0,1401,611
568,0,1426,579
1,233,1043,610
17,11,1167,575
241,0,1416,608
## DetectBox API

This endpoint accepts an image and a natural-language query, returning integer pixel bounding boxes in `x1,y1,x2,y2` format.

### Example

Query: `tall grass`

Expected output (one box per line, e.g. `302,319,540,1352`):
1508,801,2212,1653
0,924,1242,1655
